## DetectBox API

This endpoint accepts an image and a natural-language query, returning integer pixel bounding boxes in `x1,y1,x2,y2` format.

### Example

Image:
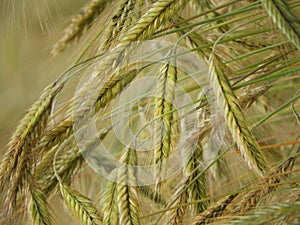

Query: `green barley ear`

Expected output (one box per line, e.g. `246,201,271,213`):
59,182,103,225
101,147,140,225
101,180,119,225
183,30,268,176
50,130,103,225
118,0,189,42
154,62,178,182
261,0,300,51
210,56,267,176
39,67,139,160
29,186,53,225
37,127,110,195
186,141,208,215
117,148,140,225
38,138,81,195
164,135,208,224
2,0,300,224
41,0,191,154
208,54,268,177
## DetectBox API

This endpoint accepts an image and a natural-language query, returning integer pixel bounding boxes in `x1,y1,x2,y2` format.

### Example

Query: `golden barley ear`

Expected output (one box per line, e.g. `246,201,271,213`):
0,82,63,214
99,0,143,52
191,193,238,225
52,0,109,56
224,156,295,218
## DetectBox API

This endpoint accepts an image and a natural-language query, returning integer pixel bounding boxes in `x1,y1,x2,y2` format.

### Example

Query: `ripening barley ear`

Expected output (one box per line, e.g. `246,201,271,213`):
29,185,53,225
261,0,300,51
59,182,103,225
154,62,178,183
0,82,63,217
52,0,110,56
1,0,300,224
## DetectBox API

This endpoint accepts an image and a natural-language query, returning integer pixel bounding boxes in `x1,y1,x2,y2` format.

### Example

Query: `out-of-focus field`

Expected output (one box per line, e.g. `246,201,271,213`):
0,0,85,154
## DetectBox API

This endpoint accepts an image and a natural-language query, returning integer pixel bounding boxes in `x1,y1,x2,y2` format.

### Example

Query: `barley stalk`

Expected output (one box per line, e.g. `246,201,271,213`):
60,182,102,225
261,0,300,51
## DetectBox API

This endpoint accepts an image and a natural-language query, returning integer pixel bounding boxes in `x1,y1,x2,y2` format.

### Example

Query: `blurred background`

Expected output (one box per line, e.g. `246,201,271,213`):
0,0,87,153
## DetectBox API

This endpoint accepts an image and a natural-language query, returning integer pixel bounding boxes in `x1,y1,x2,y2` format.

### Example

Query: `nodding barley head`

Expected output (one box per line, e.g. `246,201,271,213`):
70,40,225,186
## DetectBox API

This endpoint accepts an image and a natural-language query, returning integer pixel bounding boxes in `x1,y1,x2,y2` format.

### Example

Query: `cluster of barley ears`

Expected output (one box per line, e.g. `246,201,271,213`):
1,0,300,224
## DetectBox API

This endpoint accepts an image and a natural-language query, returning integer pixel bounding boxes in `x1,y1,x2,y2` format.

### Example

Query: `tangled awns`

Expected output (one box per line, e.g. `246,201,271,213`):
1,0,300,224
